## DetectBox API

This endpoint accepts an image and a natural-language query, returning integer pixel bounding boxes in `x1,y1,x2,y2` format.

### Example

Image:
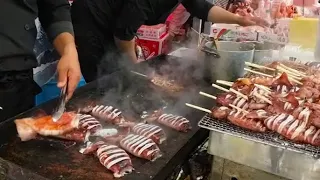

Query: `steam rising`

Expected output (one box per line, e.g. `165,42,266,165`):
91,33,206,122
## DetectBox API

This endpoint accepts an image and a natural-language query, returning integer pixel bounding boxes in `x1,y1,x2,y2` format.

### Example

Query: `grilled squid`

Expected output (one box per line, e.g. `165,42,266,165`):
120,134,162,161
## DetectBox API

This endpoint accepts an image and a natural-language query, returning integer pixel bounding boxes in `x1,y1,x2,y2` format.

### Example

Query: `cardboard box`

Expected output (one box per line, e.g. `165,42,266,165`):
257,32,289,44
210,24,257,41
137,24,167,39
135,33,170,62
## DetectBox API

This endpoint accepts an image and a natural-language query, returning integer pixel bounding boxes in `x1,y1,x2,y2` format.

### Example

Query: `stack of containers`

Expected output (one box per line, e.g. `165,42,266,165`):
135,24,170,61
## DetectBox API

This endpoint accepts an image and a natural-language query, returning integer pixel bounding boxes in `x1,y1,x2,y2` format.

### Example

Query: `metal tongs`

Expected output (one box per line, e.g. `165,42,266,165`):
52,84,68,122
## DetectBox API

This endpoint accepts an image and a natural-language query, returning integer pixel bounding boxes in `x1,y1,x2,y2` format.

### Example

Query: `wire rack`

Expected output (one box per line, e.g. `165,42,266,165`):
198,114,320,158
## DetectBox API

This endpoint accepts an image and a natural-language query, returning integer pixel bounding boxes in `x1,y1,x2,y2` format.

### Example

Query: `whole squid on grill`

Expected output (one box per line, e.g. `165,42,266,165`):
91,105,126,125
96,144,134,178
120,134,162,161
79,114,102,134
79,141,134,178
128,122,166,144
157,114,191,132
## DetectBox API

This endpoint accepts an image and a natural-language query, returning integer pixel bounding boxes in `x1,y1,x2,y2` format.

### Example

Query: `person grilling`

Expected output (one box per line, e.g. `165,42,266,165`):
0,0,82,122
71,0,269,83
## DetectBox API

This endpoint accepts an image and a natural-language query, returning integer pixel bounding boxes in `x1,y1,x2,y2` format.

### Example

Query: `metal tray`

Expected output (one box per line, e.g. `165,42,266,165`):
198,114,320,158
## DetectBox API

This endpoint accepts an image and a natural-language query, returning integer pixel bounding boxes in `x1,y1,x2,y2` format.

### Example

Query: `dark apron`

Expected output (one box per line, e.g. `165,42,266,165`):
0,70,41,122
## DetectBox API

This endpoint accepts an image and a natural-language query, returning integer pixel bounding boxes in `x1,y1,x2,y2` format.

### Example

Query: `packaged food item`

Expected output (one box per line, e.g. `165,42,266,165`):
210,24,258,41
135,33,170,61
136,24,167,39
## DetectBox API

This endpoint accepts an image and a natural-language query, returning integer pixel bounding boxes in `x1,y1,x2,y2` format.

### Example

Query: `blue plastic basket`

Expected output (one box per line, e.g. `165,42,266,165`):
35,76,86,105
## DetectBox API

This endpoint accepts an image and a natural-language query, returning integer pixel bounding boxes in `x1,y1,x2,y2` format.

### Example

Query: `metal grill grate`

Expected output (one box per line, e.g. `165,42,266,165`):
198,114,320,158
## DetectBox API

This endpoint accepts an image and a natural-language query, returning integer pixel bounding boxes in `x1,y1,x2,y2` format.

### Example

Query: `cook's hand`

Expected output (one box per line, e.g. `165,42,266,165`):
237,16,270,27
56,46,81,100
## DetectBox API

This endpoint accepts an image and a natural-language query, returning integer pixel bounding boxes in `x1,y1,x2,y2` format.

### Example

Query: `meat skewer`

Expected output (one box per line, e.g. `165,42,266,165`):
264,113,320,146
120,134,162,161
186,102,266,132
130,71,184,92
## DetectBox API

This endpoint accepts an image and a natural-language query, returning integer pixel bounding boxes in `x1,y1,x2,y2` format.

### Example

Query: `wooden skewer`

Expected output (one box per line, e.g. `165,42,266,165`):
216,80,233,87
229,88,248,100
244,68,274,78
212,83,230,92
185,103,211,113
198,91,249,114
130,71,148,78
199,91,217,100
252,92,272,104
245,62,276,71
254,84,271,92
276,67,302,79
276,73,303,85
279,64,306,76
229,104,249,114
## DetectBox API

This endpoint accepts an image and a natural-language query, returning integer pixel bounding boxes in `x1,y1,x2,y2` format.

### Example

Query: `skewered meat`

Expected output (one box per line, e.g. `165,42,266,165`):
217,93,236,106
270,93,299,114
295,86,320,100
150,75,184,92
91,105,126,125
211,106,231,119
227,111,267,132
131,123,166,144
120,134,162,161
245,110,269,119
271,73,293,94
264,113,320,146
96,144,134,178
15,112,79,141
157,114,191,132
79,114,102,133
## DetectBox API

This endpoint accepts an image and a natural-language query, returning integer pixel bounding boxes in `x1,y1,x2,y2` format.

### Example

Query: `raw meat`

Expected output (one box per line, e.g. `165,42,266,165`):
15,112,79,141
120,134,162,161
157,114,191,132
97,144,134,178
131,123,166,144
91,105,126,125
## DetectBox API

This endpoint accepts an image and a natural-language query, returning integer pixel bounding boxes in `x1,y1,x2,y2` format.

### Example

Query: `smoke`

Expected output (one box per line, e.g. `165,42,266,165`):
87,28,208,123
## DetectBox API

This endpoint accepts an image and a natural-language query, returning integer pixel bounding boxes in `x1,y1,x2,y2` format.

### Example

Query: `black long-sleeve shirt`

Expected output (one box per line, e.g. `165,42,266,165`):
85,0,213,41
0,0,74,71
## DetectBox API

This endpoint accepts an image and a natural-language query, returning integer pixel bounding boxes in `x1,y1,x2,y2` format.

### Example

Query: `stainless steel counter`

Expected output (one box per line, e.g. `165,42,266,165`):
199,114,320,180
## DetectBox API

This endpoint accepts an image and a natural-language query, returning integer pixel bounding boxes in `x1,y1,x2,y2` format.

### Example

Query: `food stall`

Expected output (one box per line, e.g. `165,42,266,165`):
179,0,320,179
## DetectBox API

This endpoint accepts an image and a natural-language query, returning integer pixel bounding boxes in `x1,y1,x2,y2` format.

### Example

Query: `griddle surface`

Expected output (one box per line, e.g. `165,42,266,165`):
0,56,212,180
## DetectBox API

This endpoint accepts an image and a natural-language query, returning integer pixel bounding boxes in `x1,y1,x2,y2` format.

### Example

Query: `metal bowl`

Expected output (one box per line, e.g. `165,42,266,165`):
201,41,255,83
